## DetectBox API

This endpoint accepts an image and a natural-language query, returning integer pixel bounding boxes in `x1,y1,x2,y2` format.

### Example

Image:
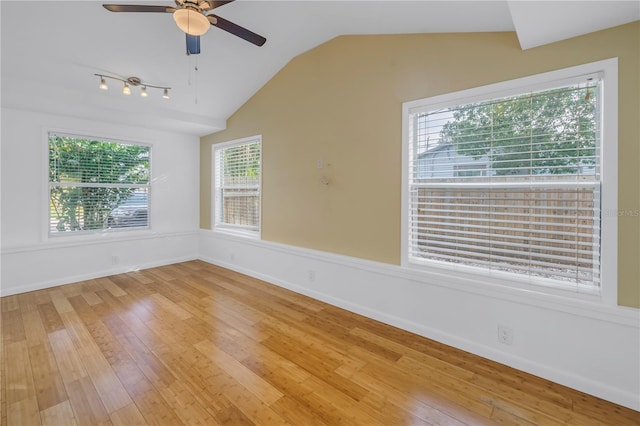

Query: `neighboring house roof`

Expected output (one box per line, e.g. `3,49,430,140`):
417,143,456,159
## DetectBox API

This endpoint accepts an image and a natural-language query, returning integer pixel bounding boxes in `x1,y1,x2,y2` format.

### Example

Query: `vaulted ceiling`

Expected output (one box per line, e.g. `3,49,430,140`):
2,1,638,136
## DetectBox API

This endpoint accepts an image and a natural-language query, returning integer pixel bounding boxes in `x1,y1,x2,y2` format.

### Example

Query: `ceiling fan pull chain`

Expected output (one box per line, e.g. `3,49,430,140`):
187,57,192,86
194,56,199,104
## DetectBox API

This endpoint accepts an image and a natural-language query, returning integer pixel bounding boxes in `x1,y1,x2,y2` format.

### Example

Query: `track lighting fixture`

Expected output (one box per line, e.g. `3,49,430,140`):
95,74,170,99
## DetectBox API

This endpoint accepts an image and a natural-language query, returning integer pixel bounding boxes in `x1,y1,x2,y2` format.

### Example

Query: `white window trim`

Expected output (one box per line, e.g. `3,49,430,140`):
211,135,262,240
44,129,153,241
401,58,618,306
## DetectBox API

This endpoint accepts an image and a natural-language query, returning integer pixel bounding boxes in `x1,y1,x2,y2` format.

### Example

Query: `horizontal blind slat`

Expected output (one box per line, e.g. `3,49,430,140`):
410,244,598,273
412,236,597,256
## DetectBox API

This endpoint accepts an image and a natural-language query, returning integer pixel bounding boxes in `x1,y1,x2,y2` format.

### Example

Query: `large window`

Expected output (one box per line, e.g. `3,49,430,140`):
49,133,150,235
213,135,261,238
402,59,618,297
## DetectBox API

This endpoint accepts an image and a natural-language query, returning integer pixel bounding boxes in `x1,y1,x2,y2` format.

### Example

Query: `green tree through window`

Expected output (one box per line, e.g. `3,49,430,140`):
49,134,150,233
438,83,598,176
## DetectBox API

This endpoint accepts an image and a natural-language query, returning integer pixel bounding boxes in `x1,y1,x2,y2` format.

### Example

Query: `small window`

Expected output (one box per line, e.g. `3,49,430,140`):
402,59,618,297
48,133,150,235
213,135,261,238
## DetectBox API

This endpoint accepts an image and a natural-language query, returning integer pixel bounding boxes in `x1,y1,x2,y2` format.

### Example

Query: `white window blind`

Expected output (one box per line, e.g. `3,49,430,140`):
213,136,261,237
406,76,602,289
48,133,150,234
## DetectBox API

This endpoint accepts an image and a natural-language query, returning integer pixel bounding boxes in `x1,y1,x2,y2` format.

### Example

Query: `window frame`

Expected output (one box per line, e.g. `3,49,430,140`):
401,58,618,305
211,135,262,239
46,130,152,238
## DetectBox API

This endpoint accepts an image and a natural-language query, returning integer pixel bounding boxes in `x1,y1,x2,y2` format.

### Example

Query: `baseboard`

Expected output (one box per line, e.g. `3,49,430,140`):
0,255,198,297
1,231,199,296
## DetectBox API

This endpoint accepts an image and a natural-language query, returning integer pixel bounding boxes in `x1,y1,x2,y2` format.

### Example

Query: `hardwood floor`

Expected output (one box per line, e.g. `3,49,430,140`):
1,260,638,425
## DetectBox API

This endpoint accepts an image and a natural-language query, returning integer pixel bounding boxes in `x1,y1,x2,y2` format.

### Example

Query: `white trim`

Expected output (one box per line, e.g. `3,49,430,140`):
203,229,636,326
0,255,198,297
401,58,619,305
46,129,154,149
210,134,262,151
403,61,613,113
1,231,199,297
598,59,618,306
198,230,640,410
401,102,410,268
1,230,197,255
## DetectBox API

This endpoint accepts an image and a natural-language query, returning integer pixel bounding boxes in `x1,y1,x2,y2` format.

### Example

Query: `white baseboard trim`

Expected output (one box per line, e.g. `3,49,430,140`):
199,230,640,411
1,231,199,296
0,255,198,297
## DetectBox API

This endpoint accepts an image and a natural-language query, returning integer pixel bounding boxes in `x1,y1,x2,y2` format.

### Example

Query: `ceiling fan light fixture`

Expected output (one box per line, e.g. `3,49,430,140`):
163,88,170,99
141,86,148,97
122,82,131,95
173,8,210,36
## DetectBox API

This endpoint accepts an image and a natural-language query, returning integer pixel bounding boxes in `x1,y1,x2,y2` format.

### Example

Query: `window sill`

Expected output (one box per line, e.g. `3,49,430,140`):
212,227,261,240
47,226,153,242
396,260,637,326
4,230,198,255
406,257,601,300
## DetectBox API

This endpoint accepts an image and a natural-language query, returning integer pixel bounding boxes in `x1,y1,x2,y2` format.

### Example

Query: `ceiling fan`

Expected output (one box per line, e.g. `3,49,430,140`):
103,0,266,54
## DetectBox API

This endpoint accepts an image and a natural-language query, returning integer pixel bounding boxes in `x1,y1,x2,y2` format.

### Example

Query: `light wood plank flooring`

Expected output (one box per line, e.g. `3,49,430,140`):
1,260,638,425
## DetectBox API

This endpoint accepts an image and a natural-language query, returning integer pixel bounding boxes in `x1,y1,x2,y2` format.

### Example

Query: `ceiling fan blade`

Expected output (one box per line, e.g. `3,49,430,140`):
207,14,266,46
209,1,235,9
103,4,175,13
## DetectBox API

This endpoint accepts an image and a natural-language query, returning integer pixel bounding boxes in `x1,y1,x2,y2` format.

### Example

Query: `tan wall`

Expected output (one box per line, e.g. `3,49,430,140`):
201,22,640,308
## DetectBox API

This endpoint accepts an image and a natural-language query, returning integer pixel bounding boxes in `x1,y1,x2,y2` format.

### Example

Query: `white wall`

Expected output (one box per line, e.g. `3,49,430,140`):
0,108,200,295
200,230,640,411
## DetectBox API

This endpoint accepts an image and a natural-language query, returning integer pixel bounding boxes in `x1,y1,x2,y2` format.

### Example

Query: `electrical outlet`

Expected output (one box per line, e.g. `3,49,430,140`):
498,324,514,346
308,270,316,282
111,255,120,265
230,252,236,262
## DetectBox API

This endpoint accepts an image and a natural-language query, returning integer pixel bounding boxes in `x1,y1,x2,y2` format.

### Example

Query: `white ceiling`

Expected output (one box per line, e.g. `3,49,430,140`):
2,1,638,136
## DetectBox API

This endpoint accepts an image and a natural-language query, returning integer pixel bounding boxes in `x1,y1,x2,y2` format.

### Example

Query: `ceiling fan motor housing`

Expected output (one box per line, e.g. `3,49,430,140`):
175,0,213,12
